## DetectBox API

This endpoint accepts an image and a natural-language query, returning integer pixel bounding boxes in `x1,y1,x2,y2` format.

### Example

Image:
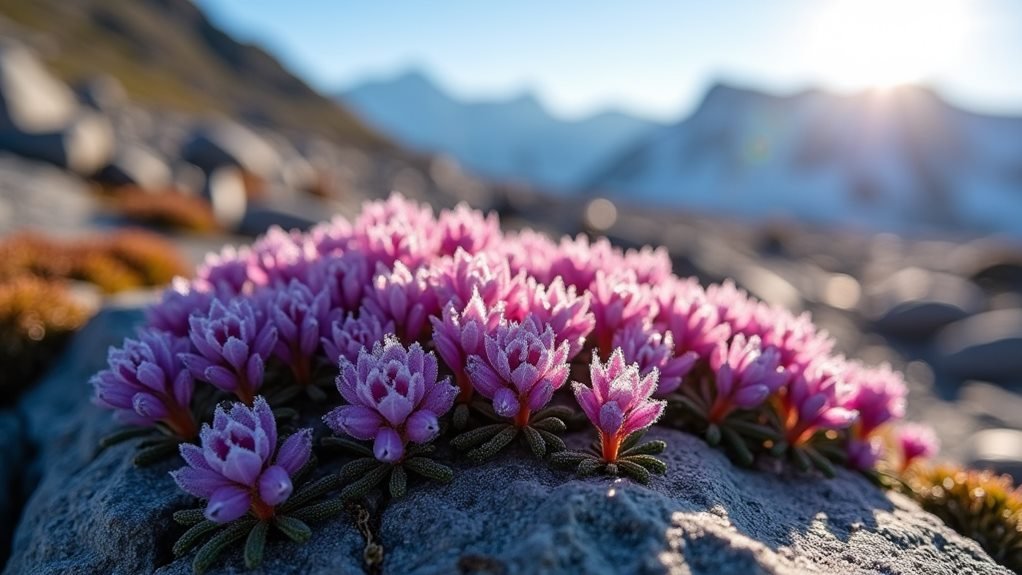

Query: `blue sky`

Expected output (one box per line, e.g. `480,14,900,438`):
196,0,1022,122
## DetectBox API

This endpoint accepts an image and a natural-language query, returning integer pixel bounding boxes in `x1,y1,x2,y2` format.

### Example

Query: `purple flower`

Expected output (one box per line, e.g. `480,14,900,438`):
172,397,312,523
706,334,787,422
466,316,571,427
196,245,259,295
842,361,907,437
549,234,622,290
846,436,883,471
436,203,500,257
146,278,217,337
589,269,657,356
780,358,859,446
572,349,665,462
896,422,939,471
305,251,370,312
351,193,438,270
654,278,731,361
180,298,277,405
363,262,439,345
430,249,527,320
322,310,394,365
90,328,198,439
612,321,696,397
265,280,332,385
524,276,595,360
430,291,505,405
249,226,320,287
309,215,354,256
324,337,457,463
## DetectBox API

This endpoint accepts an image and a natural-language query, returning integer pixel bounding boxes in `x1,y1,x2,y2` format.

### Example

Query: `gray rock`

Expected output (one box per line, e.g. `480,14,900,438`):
6,303,1009,575
181,121,280,179
202,167,247,231
964,429,1022,483
0,410,26,565
0,153,96,235
936,308,1022,381
0,42,76,133
866,268,984,339
74,75,127,113
0,109,115,176
96,145,171,190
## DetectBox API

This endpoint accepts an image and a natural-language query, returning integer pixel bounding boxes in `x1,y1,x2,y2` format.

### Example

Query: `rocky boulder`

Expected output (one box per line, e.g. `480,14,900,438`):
865,268,984,339
181,121,281,180
0,410,26,566
4,302,1010,575
936,308,1022,382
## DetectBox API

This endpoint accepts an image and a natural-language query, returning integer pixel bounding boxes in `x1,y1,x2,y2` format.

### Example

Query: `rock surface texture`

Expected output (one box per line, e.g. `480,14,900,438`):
2,304,1012,575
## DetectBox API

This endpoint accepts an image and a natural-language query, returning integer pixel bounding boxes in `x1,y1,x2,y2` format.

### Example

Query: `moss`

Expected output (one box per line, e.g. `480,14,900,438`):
0,277,90,400
906,465,1022,572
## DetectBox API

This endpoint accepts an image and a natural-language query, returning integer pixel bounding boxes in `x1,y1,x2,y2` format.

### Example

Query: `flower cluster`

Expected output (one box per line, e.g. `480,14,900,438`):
88,192,948,571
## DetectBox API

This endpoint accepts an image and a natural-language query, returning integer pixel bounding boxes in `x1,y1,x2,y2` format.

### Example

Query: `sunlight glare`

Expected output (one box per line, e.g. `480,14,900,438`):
809,0,971,90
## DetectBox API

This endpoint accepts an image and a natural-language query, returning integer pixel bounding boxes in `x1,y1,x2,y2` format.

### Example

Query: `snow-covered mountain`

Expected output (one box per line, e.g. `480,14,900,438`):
587,83,1022,235
338,70,662,191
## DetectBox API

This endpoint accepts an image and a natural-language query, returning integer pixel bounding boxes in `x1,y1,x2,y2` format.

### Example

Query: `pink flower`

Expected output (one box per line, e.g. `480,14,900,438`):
430,249,527,320
705,280,762,338
846,436,883,471
466,316,570,427
309,215,354,256
549,234,621,290
654,278,732,363
172,397,312,523
612,321,696,396
780,358,859,446
305,251,370,312
430,291,505,404
523,276,595,359
757,306,835,376
622,245,672,285
248,226,320,287
322,310,394,365
706,334,787,422
589,269,657,356
324,337,457,463
842,361,907,437
351,193,438,270
502,229,558,282
363,261,439,345
572,349,665,462
896,422,939,471
436,203,501,257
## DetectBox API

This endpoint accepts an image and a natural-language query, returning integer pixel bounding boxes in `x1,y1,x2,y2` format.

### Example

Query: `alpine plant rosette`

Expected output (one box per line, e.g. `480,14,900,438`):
85,192,959,573
323,336,458,498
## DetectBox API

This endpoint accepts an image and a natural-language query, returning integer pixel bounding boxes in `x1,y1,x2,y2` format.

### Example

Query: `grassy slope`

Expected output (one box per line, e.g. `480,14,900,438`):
0,0,389,148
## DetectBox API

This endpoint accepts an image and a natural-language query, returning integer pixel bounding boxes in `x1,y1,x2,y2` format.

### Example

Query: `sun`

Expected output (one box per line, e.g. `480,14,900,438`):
808,0,971,90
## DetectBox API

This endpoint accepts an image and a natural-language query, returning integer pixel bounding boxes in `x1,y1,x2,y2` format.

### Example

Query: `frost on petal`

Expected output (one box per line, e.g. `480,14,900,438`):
204,485,251,524
373,427,405,463
258,465,294,506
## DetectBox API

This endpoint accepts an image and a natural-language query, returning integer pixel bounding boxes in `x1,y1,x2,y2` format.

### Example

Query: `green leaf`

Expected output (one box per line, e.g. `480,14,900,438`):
452,403,471,429
705,423,722,446
288,499,346,523
471,400,501,422
533,405,575,421
271,407,299,421
621,454,668,475
281,473,345,512
340,457,382,480
727,419,781,441
617,460,652,484
305,385,328,402
173,519,219,556
721,426,754,467
274,515,313,543
536,429,566,453
320,436,373,456
191,520,255,575
133,440,180,466
791,446,812,473
577,457,603,476
173,508,207,526
466,426,518,461
548,450,589,467
619,430,646,452
621,439,666,457
403,457,454,483
98,427,154,448
670,395,708,418
389,465,407,498
339,463,392,501
531,417,567,433
804,447,837,478
449,424,507,450
243,521,269,568
522,426,546,458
